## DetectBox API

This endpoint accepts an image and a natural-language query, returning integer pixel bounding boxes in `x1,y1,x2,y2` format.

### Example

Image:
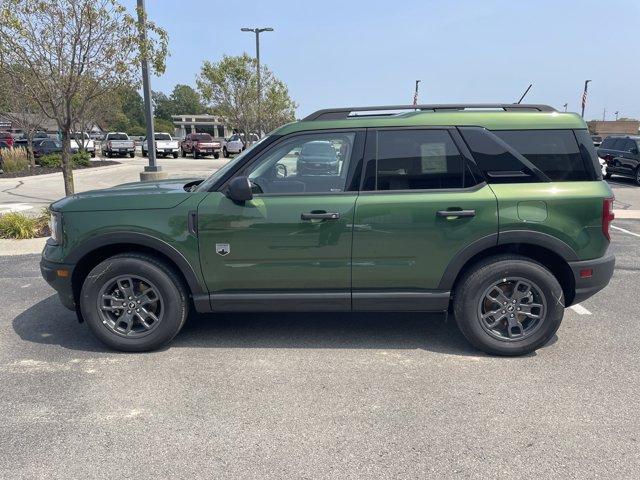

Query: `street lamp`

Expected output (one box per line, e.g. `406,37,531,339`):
241,27,274,138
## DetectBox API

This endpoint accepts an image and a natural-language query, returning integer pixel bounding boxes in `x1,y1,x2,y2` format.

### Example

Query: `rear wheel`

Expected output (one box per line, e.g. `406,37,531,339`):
223,147,229,158
635,166,640,186
214,152,220,159
142,150,147,157
181,149,186,158
80,254,188,352
453,255,564,356
129,152,135,158
172,152,179,159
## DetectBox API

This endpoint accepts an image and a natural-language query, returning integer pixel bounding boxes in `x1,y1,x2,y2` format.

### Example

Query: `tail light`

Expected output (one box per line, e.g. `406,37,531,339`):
602,197,615,241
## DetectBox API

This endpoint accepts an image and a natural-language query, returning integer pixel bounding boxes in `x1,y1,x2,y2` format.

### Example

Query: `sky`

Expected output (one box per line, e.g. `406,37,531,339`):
125,0,640,120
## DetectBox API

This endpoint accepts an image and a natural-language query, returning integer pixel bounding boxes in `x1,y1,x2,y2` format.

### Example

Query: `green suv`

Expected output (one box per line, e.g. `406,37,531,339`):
41,104,615,355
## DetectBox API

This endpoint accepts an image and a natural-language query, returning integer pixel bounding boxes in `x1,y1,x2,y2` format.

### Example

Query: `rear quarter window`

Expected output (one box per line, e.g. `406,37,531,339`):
493,129,596,181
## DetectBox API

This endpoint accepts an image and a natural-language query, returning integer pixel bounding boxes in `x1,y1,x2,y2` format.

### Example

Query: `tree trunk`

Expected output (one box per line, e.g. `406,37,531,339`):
26,134,35,170
61,128,75,196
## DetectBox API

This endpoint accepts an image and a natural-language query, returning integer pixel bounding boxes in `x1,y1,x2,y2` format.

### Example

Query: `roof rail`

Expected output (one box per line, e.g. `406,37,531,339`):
302,104,556,121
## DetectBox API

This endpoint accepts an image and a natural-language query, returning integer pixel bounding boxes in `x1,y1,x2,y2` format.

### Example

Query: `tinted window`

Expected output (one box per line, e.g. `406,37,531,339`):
494,130,592,181
194,134,213,142
600,137,615,149
574,129,603,180
363,129,477,191
459,127,538,184
154,133,171,140
107,133,128,140
247,132,355,194
622,139,637,152
610,138,626,150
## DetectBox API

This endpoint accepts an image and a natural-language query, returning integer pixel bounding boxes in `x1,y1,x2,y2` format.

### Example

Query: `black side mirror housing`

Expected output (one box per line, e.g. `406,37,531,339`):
226,176,253,203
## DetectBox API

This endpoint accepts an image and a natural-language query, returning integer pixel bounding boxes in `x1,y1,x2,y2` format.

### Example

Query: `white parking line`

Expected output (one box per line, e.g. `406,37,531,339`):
570,304,592,315
611,225,640,238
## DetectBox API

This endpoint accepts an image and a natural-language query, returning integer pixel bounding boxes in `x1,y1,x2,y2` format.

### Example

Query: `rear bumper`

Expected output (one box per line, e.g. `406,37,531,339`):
568,253,615,305
40,257,76,311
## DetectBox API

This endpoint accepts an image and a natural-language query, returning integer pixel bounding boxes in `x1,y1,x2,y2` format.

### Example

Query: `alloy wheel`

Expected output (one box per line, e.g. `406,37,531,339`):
97,275,164,338
477,277,546,341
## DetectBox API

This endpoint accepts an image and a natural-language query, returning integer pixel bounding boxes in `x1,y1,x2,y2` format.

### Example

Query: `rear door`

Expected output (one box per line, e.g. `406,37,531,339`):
351,127,498,311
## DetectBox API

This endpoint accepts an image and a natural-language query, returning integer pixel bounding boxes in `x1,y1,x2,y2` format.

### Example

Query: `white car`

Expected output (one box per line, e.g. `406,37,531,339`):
70,132,96,157
142,132,180,158
223,133,260,157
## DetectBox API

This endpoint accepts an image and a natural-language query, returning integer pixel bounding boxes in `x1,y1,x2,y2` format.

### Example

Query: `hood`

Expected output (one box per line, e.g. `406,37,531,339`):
52,177,204,212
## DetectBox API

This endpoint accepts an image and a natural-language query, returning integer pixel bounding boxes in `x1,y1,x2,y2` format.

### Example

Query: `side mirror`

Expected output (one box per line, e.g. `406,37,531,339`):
226,176,253,203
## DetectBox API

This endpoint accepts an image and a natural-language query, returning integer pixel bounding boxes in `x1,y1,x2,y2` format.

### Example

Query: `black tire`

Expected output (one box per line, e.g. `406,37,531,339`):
172,152,179,159
181,149,186,158
129,152,135,158
453,254,564,356
91,151,96,158
604,171,612,179
635,166,640,186
142,150,147,157
213,152,220,159
223,147,229,158
192,150,198,159
80,253,189,352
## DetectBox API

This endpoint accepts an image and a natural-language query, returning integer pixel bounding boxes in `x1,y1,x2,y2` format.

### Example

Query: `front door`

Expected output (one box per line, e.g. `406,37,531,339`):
197,130,364,311
352,127,499,311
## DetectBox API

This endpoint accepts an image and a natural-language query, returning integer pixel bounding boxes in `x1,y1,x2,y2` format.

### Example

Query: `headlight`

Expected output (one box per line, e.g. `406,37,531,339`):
49,211,63,244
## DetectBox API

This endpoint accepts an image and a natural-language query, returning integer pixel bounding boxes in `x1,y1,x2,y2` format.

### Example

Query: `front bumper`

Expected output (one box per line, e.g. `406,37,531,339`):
568,253,615,305
40,257,76,311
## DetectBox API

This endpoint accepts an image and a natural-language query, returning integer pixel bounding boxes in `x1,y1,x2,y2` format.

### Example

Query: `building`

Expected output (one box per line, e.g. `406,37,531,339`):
171,114,232,139
0,113,58,134
588,120,640,138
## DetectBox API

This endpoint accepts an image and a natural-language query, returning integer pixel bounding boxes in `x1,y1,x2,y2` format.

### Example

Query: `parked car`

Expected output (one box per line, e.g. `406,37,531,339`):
33,138,63,158
0,131,14,148
41,103,614,355
101,132,135,158
223,133,260,157
597,135,640,185
591,135,602,147
142,133,180,158
70,132,96,157
296,140,340,175
180,133,221,159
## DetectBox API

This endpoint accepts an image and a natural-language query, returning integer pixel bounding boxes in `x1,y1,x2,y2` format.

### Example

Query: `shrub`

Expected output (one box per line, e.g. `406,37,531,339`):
0,211,50,239
1,147,30,173
38,153,61,168
72,151,91,167
38,152,91,168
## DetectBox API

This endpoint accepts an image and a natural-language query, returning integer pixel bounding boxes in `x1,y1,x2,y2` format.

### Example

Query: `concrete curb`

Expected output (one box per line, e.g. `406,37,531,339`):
0,237,47,256
0,160,132,185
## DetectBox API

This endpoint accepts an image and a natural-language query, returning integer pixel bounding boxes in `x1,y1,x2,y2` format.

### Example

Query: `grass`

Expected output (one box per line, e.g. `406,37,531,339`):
0,147,30,173
0,208,50,239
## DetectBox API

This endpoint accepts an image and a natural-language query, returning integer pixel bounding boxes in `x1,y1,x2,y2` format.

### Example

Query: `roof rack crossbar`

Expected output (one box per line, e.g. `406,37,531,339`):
303,104,556,121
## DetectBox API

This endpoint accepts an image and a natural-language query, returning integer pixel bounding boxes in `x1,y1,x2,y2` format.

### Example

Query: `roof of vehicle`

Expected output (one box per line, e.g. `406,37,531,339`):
272,104,587,136
602,134,640,139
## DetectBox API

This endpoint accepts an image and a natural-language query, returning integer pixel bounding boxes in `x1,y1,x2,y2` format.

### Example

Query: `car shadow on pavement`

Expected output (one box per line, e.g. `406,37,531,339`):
13,295,536,358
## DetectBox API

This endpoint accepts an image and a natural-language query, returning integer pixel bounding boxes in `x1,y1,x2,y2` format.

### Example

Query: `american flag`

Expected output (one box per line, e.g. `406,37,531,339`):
413,91,418,106
581,87,588,110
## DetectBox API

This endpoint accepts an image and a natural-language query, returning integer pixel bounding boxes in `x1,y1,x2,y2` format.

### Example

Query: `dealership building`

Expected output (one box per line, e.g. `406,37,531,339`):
171,114,232,139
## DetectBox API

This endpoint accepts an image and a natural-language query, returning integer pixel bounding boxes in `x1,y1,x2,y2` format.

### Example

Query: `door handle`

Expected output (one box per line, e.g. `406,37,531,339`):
436,209,476,218
301,212,341,220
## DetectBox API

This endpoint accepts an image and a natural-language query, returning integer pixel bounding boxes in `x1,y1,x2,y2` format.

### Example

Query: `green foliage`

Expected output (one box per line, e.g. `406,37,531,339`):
153,84,206,122
197,54,297,136
154,117,175,133
0,147,29,173
38,152,91,168
38,154,61,168
0,211,49,239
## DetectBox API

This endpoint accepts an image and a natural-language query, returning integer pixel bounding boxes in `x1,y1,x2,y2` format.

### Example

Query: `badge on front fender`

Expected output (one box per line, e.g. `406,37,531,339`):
216,243,230,256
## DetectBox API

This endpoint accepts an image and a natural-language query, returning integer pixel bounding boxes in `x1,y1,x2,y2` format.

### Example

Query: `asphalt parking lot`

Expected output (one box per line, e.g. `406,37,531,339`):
1,180,639,479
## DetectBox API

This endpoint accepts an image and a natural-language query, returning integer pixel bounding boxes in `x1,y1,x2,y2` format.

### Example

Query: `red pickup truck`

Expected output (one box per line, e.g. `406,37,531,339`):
180,133,221,159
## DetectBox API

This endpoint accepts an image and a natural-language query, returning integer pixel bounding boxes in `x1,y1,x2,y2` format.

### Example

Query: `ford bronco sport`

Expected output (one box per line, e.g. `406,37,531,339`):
41,104,615,355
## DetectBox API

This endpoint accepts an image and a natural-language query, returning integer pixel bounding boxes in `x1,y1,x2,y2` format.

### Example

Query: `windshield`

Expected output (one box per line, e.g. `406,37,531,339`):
195,136,270,192
155,133,172,140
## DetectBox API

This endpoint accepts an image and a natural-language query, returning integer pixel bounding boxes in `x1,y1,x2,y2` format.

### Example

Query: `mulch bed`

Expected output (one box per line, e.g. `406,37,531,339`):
0,160,120,179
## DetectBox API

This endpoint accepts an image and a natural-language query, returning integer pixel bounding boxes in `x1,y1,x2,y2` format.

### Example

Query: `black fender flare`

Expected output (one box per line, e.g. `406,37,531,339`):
66,232,206,295
437,230,578,290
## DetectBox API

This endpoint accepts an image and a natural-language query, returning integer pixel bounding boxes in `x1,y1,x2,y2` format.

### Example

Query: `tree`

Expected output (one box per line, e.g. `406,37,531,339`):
153,84,205,122
0,0,168,195
197,54,296,140
0,66,43,168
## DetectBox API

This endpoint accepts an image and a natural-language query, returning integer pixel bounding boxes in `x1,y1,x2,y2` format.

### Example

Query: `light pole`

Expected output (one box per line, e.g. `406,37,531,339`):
615,111,619,121
241,27,273,138
563,103,568,112
137,0,166,181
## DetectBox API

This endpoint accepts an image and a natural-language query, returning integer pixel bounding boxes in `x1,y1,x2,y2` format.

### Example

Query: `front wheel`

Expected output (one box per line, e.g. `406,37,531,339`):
453,255,564,356
80,254,188,352
223,147,229,158
213,152,220,159
635,166,640,186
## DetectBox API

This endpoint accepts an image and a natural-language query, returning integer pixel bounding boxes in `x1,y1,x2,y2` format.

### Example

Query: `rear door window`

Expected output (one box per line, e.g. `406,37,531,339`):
493,130,594,181
362,129,479,191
